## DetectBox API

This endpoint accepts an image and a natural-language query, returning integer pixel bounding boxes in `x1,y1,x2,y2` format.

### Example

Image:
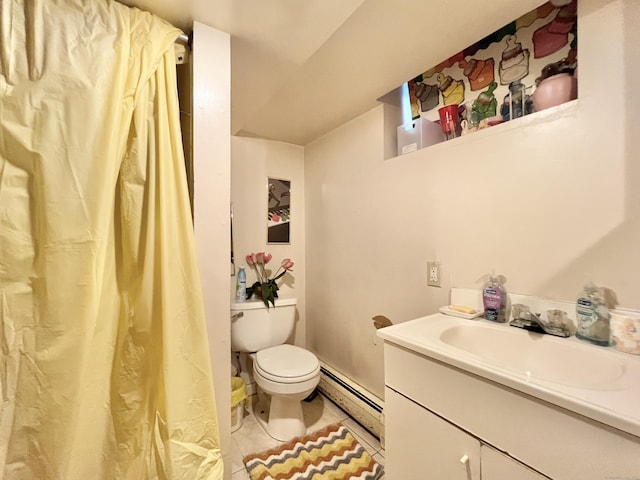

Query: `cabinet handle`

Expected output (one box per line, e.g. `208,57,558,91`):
459,454,472,480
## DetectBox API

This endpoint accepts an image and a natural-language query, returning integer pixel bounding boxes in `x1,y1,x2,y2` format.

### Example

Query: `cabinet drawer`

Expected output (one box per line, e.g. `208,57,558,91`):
385,388,480,480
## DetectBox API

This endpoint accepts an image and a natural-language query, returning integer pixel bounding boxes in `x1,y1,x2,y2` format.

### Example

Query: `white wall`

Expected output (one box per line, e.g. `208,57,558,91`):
231,137,306,347
191,21,232,479
304,0,639,400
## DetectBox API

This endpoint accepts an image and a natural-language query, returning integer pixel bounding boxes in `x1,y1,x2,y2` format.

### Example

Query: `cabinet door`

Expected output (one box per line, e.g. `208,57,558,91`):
481,444,549,480
385,387,480,480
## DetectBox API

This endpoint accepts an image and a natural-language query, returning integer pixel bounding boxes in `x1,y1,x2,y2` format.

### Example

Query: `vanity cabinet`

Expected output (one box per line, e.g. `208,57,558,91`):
481,444,547,480
381,340,640,479
385,387,546,479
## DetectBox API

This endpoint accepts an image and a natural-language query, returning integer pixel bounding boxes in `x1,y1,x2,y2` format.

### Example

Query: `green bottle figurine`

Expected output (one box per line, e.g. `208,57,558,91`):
472,81,498,122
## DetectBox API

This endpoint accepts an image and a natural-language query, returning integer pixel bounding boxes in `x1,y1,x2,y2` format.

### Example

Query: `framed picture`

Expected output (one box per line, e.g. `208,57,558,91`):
267,177,290,244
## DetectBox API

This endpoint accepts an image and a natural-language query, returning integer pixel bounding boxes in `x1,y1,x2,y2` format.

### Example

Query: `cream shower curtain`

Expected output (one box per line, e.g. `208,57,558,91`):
0,1,222,479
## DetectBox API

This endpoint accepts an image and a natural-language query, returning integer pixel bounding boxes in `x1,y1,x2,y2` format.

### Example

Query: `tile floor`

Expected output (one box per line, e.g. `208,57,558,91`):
229,392,385,479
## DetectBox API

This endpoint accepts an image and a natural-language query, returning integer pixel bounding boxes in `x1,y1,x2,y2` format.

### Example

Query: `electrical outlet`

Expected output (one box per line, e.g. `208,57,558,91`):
427,261,441,287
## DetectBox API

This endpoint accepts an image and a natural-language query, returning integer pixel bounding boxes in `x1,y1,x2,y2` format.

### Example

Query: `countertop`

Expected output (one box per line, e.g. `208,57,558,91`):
378,313,640,438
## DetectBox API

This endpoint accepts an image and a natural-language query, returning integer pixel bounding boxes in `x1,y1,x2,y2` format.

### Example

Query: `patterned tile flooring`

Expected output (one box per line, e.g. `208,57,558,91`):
229,393,385,479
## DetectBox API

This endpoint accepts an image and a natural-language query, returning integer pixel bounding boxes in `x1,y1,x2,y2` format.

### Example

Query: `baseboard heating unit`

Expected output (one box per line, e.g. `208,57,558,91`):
317,361,385,444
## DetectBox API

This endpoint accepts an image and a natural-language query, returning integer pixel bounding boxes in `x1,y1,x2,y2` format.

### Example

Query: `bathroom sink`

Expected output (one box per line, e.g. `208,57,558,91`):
377,312,640,438
439,323,625,388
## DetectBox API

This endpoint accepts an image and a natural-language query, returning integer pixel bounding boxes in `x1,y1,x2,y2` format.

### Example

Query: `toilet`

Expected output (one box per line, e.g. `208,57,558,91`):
231,298,320,441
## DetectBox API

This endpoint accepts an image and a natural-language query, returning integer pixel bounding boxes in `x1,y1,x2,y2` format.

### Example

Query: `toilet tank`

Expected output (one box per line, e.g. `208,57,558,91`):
231,297,297,352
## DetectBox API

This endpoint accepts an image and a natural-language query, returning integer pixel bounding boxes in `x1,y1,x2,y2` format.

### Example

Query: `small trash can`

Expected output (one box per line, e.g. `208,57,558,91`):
231,377,247,432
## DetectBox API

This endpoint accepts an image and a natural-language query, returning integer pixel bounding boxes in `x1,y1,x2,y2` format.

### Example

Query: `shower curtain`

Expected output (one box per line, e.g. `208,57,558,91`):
0,1,223,479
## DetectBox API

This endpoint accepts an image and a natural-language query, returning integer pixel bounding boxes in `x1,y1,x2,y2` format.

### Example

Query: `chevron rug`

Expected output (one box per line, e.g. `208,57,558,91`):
243,423,384,480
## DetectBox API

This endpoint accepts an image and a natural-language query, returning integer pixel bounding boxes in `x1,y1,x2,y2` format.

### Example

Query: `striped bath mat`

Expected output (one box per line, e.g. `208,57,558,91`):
243,423,384,479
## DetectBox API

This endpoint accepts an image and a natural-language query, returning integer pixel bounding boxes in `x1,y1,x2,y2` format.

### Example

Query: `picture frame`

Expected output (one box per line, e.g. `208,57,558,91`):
267,177,291,244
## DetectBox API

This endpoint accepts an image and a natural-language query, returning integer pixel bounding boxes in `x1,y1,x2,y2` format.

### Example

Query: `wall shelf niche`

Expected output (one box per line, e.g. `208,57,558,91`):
382,98,579,161
380,0,578,161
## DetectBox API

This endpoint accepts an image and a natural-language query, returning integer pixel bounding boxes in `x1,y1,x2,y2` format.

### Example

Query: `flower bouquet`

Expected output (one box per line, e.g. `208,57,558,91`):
245,252,294,307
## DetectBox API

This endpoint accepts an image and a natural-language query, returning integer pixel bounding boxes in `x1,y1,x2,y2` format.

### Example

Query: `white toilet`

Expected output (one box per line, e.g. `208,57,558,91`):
231,297,320,441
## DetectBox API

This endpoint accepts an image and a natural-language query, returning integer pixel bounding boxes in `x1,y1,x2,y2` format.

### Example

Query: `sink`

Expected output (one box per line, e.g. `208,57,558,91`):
439,323,625,388
377,309,640,439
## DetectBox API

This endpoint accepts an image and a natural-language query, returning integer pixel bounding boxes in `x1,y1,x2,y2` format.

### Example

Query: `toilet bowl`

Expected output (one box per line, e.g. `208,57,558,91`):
251,344,320,440
231,298,320,440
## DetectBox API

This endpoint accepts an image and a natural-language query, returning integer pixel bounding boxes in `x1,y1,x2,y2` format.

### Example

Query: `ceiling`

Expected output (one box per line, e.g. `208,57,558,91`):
118,0,544,145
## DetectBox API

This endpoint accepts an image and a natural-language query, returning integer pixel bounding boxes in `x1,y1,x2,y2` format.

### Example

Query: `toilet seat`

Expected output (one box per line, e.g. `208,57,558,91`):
254,344,320,384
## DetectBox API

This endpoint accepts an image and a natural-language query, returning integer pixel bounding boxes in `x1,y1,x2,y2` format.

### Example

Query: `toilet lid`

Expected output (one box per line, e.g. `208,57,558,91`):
255,344,320,383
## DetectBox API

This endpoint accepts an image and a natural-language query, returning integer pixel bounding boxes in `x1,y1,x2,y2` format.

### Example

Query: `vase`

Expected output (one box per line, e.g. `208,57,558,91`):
532,73,577,112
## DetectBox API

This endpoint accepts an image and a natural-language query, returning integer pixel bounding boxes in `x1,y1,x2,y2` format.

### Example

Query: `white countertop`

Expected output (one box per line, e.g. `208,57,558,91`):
378,313,640,438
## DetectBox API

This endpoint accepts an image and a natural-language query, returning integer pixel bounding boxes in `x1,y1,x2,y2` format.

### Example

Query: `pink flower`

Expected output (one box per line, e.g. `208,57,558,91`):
244,252,294,307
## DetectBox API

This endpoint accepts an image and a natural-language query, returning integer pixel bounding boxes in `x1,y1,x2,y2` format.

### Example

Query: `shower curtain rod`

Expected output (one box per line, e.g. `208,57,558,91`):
175,32,191,48
174,31,191,64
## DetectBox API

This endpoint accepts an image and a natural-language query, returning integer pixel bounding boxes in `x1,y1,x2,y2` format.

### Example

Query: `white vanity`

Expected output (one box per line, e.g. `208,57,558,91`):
378,313,640,479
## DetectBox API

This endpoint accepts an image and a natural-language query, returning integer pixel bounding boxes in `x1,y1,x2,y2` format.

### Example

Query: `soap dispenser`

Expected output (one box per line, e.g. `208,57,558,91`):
483,274,507,322
576,282,610,346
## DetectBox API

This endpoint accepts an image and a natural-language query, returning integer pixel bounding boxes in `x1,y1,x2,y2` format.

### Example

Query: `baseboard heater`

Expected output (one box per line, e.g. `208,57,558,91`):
317,361,385,444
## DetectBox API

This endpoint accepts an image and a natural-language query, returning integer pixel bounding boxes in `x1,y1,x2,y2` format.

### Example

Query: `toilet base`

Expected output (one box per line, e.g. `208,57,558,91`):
254,393,307,441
